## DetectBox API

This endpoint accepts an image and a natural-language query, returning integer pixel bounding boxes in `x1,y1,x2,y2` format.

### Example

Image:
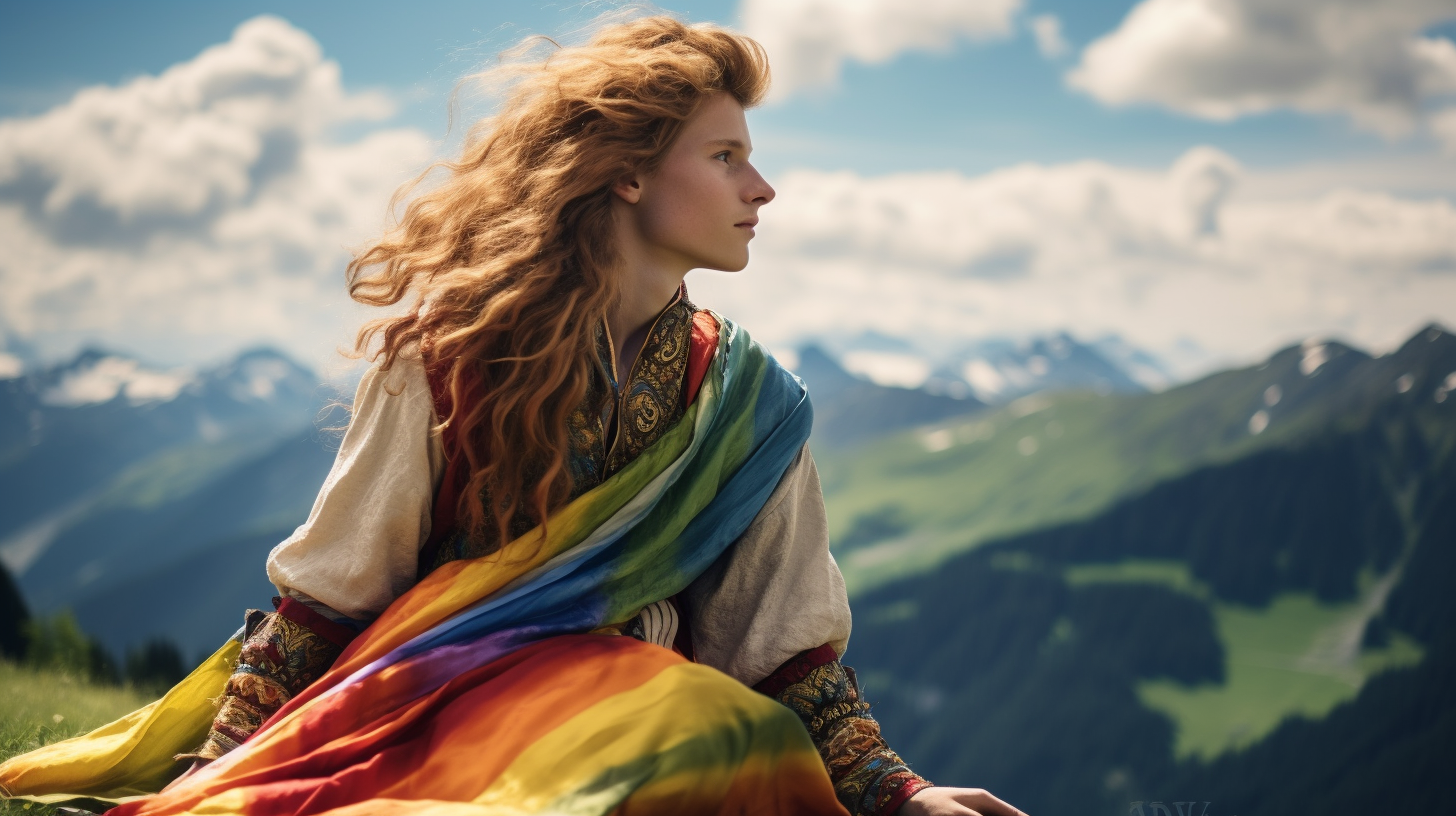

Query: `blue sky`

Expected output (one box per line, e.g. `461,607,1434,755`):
2,0,1455,383
3,0,1440,176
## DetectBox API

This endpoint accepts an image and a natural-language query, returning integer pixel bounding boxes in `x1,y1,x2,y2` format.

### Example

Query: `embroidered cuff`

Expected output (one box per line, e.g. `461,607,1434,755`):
756,646,931,816
176,598,356,763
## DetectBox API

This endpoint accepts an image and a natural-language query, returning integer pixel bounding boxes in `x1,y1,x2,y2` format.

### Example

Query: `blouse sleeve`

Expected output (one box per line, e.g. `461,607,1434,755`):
265,353,446,621
681,442,853,687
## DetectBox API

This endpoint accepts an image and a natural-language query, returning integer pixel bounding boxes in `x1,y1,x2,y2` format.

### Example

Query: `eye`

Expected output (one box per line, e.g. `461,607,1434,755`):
713,151,732,163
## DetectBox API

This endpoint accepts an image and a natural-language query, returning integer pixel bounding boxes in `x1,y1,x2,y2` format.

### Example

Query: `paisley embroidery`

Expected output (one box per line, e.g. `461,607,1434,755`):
604,292,694,476
180,605,348,762
630,391,661,434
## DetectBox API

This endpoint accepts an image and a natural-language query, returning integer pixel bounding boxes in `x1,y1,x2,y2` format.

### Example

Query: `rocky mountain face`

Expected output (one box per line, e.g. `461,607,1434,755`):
944,332,1160,402
0,348,323,545
794,345,985,449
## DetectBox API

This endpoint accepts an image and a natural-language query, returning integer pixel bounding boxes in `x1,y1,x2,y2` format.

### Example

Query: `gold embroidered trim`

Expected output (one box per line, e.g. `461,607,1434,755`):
604,294,694,476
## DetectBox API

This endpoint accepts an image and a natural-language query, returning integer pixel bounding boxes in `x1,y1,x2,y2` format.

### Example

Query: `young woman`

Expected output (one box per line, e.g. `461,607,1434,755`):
0,16,1026,816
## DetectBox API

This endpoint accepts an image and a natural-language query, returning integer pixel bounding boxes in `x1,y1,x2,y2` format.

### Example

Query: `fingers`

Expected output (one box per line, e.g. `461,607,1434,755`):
951,788,1028,816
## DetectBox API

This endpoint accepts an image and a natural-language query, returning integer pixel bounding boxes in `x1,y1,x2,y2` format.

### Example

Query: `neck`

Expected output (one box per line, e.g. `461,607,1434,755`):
607,270,684,353
605,271,683,386
606,206,691,372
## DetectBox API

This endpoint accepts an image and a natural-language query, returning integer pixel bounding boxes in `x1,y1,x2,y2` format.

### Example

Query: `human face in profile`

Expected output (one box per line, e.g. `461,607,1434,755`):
617,91,776,274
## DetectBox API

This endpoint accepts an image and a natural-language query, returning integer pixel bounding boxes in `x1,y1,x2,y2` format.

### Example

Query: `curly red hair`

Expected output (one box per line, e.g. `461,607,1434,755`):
346,16,770,551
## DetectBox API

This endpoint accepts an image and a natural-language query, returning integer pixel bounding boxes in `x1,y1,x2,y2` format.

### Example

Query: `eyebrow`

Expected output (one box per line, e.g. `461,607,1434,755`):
706,138,749,151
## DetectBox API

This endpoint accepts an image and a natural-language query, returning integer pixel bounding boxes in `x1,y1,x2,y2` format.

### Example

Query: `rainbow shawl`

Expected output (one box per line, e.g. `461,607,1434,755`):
0,317,848,816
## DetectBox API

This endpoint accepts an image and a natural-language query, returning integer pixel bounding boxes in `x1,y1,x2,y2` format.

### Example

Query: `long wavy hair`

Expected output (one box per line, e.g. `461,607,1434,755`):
346,16,770,551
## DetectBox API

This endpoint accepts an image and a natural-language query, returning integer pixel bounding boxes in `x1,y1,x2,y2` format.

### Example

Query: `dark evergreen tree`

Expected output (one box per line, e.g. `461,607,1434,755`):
0,561,28,659
124,638,187,693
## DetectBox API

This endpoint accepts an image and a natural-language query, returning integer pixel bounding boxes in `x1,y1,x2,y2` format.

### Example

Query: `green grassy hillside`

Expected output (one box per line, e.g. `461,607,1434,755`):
820,328,1455,594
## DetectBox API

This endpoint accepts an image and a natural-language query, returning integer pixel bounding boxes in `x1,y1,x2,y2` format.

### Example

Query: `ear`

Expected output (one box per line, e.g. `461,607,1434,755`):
611,171,644,205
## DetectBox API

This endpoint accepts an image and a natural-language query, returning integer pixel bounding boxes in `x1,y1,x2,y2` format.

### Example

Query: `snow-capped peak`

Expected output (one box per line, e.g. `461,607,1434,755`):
41,355,194,406
791,330,1172,405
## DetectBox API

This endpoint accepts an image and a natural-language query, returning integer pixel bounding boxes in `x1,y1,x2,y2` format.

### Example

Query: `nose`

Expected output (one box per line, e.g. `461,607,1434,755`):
746,165,775,206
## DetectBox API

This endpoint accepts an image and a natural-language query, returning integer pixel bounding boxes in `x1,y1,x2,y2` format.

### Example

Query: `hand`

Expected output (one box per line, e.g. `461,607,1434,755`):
160,758,209,793
897,786,1029,816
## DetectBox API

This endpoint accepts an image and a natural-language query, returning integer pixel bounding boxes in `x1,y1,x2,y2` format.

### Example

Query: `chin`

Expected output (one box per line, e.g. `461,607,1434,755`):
709,248,751,272
696,257,749,273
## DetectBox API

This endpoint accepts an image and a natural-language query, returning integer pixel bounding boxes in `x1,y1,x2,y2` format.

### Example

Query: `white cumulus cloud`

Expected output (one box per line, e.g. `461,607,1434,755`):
1066,0,1456,139
741,0,1024,100
687,146,1456,378
1432,106,1456,153
1030,14,1068,59
0,16,433,375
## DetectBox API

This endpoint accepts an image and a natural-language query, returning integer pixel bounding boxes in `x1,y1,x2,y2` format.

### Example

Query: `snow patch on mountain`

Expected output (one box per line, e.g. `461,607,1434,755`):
41,356,195,406
841,351,934,389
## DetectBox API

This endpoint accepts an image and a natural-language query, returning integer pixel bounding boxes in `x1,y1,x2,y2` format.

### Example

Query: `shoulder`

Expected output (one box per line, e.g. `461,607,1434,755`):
755,443,820,522
348,346,435,426
356,346,428,393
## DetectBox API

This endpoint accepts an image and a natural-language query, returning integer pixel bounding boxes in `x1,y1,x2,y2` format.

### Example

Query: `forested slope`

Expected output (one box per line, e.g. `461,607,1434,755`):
838,326,1455,814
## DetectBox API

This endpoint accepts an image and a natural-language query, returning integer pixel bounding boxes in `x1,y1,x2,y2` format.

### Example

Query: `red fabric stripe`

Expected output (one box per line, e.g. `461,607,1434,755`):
119,637,686,816
752,643,840,698
686,310,719,407
278,637,678,814
272,596,357,649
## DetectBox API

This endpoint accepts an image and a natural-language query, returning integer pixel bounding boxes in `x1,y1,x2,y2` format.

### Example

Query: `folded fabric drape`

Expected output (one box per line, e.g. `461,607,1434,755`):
0,317,847,816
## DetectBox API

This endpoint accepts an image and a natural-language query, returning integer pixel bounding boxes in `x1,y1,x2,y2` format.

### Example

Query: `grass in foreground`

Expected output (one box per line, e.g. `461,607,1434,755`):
0,661,156,814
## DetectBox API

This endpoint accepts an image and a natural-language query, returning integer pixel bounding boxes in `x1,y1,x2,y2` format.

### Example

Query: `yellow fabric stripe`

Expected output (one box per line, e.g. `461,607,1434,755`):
0,640,241,804
625,748,840,816
472,662,818,814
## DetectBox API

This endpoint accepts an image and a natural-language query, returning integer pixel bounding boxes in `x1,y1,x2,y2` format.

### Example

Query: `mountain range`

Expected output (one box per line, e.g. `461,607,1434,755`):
0,348,342,657
1,325,1452,814
798,329,1175,404
0,328,1162,655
